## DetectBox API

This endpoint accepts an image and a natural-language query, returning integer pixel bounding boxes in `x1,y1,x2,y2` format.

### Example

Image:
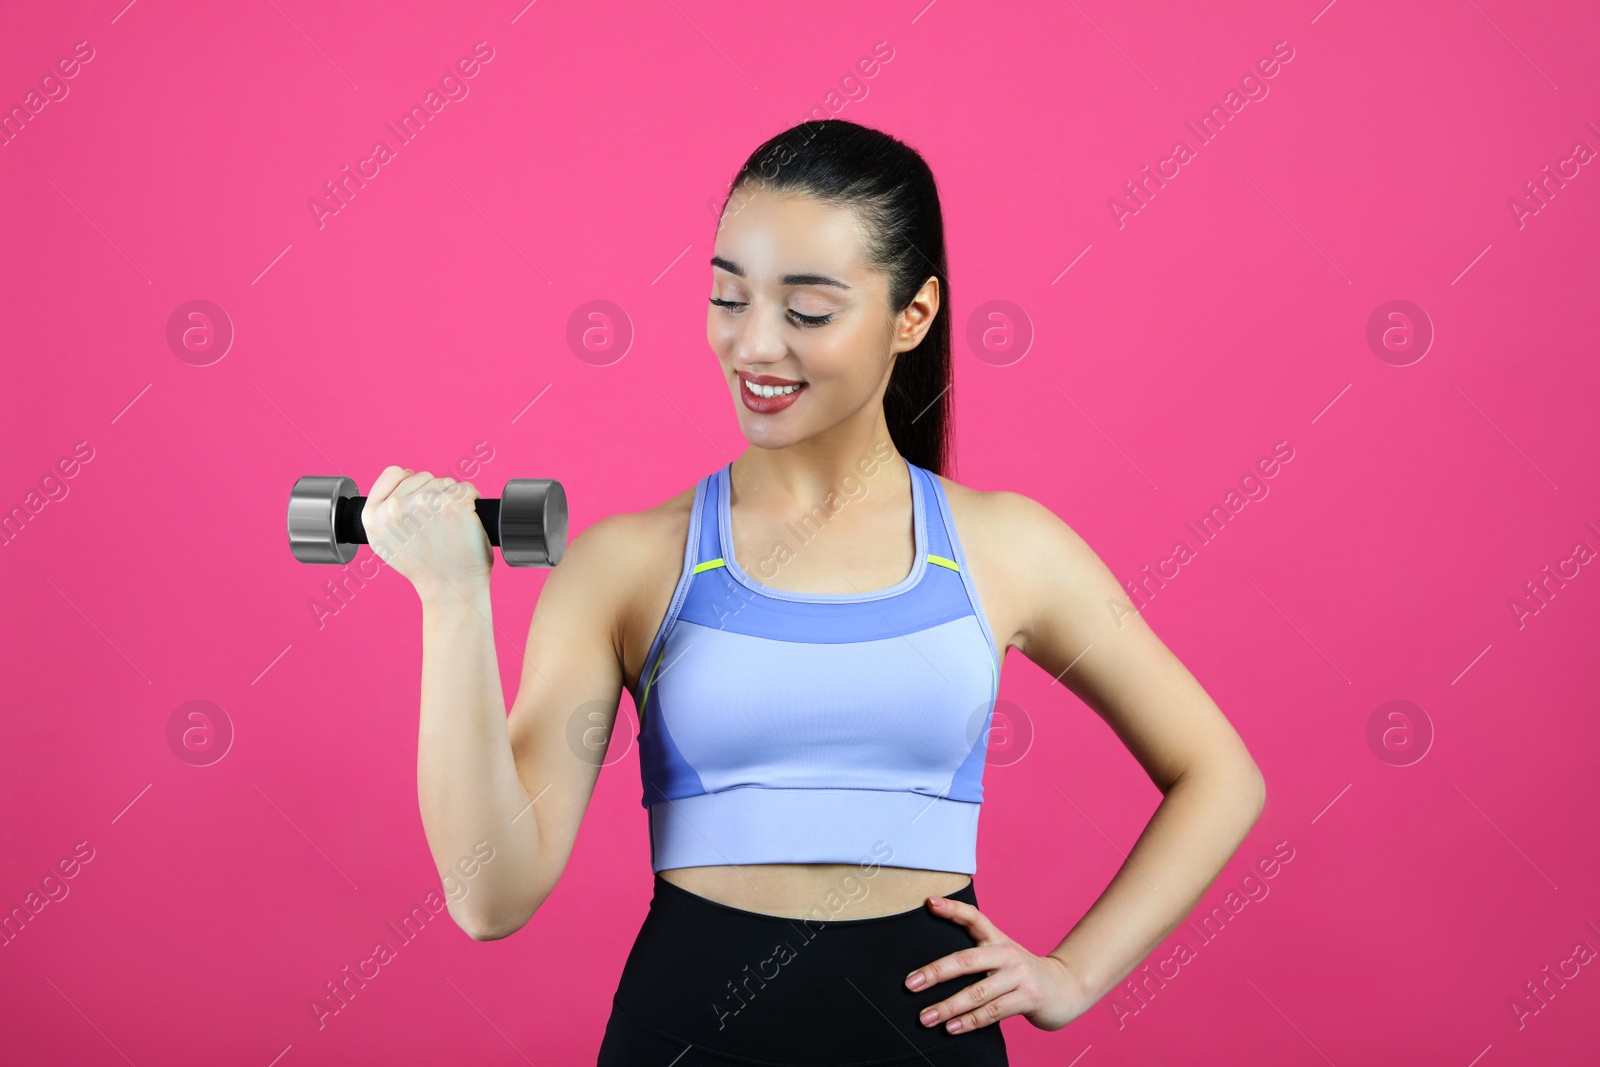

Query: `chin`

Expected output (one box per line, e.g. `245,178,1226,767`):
740,420,792,448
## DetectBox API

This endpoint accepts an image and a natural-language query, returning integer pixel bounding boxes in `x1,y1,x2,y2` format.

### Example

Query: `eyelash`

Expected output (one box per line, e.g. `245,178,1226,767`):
709,297,833,328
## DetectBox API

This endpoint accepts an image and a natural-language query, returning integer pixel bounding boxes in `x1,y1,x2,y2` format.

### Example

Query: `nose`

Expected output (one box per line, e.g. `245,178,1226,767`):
725,300,790,368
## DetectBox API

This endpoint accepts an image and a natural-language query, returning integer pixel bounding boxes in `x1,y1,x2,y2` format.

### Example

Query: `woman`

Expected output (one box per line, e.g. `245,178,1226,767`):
364,119,1265,1065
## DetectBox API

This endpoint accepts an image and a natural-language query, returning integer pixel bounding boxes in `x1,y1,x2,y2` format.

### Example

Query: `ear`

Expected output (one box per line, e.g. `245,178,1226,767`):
892,276,941,353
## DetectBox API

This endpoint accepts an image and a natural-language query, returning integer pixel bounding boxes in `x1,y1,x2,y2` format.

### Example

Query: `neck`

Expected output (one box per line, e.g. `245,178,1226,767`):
730,423,903,511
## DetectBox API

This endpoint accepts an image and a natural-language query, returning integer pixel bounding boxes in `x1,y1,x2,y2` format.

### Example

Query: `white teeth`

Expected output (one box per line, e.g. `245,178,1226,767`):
744,378,802,398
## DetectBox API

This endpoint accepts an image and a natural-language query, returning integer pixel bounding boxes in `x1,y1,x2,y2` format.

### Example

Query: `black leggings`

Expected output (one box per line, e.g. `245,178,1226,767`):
596,873,1010,1066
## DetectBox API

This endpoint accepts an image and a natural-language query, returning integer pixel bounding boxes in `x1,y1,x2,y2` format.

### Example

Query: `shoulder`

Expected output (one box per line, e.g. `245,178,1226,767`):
932,474,1111,655
554,478,702,682
933,474,1089,561
562,480,700,584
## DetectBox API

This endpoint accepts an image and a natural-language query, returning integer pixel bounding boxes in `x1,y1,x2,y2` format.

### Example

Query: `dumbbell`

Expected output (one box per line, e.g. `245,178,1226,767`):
286,475,567,567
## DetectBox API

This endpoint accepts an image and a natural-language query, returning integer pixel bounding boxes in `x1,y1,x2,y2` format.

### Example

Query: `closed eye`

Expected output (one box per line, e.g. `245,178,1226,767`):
709,297,833,328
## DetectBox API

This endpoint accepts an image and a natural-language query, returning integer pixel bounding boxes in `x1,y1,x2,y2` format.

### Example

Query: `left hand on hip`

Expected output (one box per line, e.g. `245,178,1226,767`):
904,893,1091,1034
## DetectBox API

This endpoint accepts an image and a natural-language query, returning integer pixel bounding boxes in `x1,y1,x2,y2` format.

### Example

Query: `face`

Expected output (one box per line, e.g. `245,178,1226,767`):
707,186,938,450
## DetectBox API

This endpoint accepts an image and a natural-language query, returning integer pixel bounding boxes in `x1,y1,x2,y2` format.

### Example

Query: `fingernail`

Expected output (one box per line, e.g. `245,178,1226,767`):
947,1019,963,1033
919,1008,937,1025
906,972,925,990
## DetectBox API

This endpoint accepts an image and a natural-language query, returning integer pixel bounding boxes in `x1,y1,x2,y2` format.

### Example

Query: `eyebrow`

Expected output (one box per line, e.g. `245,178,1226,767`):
710,255,852,290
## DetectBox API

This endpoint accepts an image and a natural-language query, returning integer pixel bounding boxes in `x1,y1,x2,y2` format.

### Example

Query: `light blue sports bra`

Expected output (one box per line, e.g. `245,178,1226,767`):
630,455,1002,874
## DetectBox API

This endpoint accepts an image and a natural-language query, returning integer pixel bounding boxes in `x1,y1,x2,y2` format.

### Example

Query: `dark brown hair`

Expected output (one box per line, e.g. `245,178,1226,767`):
717,119,954,478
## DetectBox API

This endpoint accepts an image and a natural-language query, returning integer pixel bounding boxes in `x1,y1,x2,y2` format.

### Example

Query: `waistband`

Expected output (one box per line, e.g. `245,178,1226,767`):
652,868,978,927
605,873,1008,1065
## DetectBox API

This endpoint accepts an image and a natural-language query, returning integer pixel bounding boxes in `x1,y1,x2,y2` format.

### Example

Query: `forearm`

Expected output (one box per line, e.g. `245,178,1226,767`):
416,583,543,938
1047,759,1265,1004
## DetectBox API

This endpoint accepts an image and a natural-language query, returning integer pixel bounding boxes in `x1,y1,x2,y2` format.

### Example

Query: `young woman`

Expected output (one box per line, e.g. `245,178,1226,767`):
364,119,1265,1066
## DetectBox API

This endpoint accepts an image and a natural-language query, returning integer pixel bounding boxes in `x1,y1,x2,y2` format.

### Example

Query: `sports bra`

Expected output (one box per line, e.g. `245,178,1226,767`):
629,454,1002,874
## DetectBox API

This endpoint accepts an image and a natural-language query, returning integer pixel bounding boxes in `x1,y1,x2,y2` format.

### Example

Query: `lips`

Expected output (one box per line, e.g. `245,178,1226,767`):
737,371,806,414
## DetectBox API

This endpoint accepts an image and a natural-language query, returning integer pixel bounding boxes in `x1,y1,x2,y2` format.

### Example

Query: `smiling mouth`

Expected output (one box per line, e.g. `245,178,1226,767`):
742,377,805,398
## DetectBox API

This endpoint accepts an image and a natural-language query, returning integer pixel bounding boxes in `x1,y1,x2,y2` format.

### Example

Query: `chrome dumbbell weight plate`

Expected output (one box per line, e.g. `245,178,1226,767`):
287,476,360,565
500,479,567,567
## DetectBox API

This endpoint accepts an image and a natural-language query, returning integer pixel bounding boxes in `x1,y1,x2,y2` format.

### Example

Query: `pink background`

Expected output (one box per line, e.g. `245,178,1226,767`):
3,0,1598,1063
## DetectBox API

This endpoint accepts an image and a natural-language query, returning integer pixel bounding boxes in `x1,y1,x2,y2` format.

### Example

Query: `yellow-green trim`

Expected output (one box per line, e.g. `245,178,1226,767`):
649,559,725,721
650,554,997,725
639,651,664,723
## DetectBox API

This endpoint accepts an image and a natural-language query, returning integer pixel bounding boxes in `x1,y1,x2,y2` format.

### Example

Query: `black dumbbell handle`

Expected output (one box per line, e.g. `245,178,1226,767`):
333,495,504,547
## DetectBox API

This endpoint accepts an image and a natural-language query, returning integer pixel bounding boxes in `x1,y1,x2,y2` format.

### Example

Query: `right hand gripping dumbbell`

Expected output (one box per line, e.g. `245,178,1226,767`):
286,475,567,567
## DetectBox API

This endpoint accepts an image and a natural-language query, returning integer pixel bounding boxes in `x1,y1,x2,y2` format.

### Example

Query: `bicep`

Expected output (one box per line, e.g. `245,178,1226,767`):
504,517,631,880
1005,494,1256,792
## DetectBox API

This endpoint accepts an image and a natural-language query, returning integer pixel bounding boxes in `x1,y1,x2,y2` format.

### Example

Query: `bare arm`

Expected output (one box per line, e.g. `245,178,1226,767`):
415,581,541,940
363,466,636,941
999,492,1266,1007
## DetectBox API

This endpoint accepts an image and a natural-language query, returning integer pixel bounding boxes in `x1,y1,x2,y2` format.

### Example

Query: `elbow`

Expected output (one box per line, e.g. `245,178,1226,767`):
467,925,517,943
460,917,519,942
451,897,539,942
1243,760,1266,821
1168,755,1266,815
